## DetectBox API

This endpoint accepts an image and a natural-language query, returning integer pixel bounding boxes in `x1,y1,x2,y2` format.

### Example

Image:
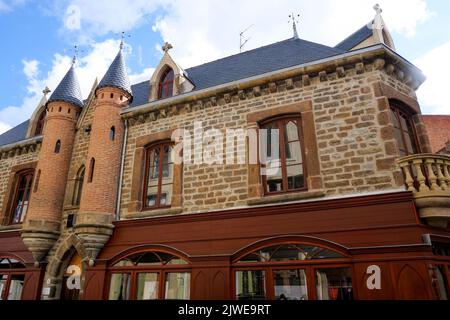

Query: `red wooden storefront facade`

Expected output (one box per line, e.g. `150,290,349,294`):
1,191,449,300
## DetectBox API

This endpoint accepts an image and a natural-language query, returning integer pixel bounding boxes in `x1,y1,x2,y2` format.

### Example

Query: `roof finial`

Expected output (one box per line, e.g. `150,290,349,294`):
162,42,173,53
120,31,125,50
374,3,382,15
372,4,385,41
42,86,51,97
72,45,78,65
289,13,300,39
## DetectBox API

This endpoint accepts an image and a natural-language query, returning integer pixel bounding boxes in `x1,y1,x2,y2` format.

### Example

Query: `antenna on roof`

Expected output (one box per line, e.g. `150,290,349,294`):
288,13,300,39
239,24,253,53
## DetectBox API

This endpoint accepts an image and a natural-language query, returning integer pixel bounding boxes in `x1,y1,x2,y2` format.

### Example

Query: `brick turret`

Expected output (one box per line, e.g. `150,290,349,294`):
22,63,83,265
75,44,132,265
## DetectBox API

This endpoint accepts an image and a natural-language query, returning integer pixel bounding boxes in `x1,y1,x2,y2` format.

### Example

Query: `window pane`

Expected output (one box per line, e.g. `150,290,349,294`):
284,121,299,142
315,268,353,300
405,121,418,153
265,165,283,193
269,245,306,262
389,109,400,128
235,270,266,300
136,252,162,266
146,186,158,207
261,123,279,161
0,274,7,300
165,273,190,300
136,273,159,300
286,164,304,190
273,269,308,300
160,185,173,206
108,273,131,300
286,142,302,164
7,275,24,300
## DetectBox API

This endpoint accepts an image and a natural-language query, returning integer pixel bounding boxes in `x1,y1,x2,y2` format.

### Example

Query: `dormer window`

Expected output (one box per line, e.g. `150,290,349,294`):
158,68,174,99
34,111,46,136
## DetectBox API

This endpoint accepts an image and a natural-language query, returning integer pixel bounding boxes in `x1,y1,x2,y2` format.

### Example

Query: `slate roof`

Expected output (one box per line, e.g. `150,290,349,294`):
0,120,31,147
128,37,345,108
335,24,373,51
97,49,133,100
48,65,84,108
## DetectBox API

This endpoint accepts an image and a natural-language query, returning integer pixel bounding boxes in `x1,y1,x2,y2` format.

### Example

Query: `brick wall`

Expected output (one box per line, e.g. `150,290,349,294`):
422,115,450,153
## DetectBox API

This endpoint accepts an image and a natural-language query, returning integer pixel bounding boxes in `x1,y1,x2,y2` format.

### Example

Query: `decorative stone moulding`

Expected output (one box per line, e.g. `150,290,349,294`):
73,212,115,266
21,219,60,266
397,154,450,228
0,139,41,159
123,48,424,129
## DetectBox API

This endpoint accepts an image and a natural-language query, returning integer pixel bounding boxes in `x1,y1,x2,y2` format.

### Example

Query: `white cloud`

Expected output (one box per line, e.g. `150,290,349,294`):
22,59,39,79
0,0,437,133
130,67,155,85
0,39,152,131
0,0,26,12
415,42,450,115
151,0,432,68
58,0,160,42
0,122,11,135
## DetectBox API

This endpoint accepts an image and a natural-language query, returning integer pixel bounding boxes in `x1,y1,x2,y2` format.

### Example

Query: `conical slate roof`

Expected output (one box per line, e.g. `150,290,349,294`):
48,64,84,108
97,48,133,101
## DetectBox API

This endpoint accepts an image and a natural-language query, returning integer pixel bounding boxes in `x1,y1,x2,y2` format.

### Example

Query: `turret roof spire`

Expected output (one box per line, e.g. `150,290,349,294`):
97,44,133,101
48,63,83,108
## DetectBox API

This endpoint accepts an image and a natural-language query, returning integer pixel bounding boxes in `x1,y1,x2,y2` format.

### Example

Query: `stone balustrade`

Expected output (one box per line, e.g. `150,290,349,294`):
397,154,450,228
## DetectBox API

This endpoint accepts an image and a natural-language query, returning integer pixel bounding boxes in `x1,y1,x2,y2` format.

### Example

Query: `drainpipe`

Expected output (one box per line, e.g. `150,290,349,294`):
115,118,128,221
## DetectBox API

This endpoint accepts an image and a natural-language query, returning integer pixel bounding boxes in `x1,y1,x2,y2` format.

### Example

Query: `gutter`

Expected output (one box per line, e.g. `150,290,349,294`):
0,135,42,152
121,44,425,118
115,118,128,221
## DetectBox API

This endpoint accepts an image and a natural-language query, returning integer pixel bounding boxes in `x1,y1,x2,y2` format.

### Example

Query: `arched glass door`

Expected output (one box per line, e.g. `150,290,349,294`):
0,257,26,300
233,243,354,300
107,250,191,300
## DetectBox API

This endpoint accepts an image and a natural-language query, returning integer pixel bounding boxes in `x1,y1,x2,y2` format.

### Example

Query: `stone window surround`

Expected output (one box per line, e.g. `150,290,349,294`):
127,129,183,217
246,100,323,204
0,161,37,226
373,81,432,154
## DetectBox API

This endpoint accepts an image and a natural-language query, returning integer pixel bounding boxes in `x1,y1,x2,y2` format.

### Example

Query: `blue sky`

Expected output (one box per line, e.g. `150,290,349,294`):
0,0,449,134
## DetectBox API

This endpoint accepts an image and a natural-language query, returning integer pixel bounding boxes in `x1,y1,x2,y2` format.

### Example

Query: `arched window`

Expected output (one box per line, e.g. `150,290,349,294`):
389,101,419,156
33,169,41,193
109,126,115,141
0,257,26,300
143,142,174,209
260,115,307,195
9,170,34,225
107,250,190,300
54,140,61,154
233,242,353,301
72,166,85,206
158,68,174,99
34,111,46,136
88,158,95,183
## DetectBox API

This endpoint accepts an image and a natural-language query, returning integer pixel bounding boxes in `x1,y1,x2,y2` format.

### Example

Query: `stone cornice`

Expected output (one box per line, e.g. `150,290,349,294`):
121,44,425,127
0,136,42,159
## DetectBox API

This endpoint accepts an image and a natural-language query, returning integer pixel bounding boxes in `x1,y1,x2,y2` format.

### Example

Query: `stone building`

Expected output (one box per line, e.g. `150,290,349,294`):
0,7,449,300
